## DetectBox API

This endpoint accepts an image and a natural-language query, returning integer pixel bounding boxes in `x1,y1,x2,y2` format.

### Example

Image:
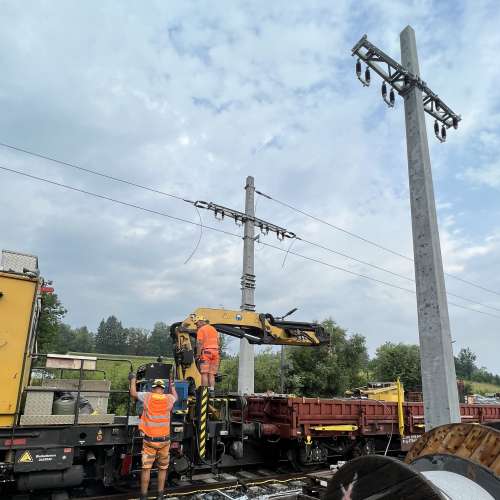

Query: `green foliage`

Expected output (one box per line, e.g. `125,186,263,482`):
95,316,128,355
219,356,238,392
36,292,67,353
51,324,94,354
218,350,282,393
470,381,500,395
455,348,477,380
286,319,368,397
219,333,230,359
34,288,499,401
147,322,173,358
371,342,421,390
50,318,173,358
454,347,500,387
126,327,149,356
255,349,281,392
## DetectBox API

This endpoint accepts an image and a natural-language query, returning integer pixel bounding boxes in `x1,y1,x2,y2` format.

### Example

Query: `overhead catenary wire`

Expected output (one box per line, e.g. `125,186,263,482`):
2,164,500,321
3,140,498,311
0,141,193,204
256,189,500,298
296,237,500,314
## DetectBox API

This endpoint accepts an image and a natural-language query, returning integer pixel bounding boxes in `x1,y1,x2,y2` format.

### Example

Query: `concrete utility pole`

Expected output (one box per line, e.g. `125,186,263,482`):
400,26,460,429
352,27,461,430
194,177,295,395
238,176,256,394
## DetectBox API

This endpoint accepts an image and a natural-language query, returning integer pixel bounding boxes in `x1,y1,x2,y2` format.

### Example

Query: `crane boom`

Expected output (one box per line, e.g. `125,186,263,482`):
170,307,328,389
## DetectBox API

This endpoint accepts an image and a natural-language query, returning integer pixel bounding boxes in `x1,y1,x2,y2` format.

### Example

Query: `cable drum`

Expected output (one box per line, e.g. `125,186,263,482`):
325,424,499,499
420,470,494,500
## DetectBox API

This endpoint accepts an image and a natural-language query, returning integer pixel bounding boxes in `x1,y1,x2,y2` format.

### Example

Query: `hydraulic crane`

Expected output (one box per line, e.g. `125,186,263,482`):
170,307,328,389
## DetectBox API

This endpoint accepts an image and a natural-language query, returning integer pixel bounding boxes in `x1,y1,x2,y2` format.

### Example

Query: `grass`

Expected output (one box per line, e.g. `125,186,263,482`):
470,381,500,395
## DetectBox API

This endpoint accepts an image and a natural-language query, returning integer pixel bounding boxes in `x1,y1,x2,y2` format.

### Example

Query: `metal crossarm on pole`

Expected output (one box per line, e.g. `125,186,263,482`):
194,200,296,240
352,34,461,141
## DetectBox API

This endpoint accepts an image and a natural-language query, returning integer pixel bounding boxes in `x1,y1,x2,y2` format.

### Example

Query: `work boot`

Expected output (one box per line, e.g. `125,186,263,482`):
139,495,148,500
156,493,166,500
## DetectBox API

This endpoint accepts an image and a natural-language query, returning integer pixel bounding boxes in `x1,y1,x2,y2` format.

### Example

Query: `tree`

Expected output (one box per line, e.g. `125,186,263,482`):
371,342,421,390
286,319,368,397
72,326,94,353
50,324,95,354
219,333,230,359
126,327,149,356
147,322,173,357
36,292,67,353
95,316,128,354
255,349,281,393
219,355,238,392
455,348,477,380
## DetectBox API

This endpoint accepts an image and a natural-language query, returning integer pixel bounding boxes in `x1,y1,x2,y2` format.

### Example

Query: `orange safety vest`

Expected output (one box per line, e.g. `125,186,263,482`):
197,324,219,350
139,393,172,438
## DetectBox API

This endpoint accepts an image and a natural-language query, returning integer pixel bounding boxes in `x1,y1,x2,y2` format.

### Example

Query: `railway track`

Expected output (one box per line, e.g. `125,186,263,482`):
72,468,331,500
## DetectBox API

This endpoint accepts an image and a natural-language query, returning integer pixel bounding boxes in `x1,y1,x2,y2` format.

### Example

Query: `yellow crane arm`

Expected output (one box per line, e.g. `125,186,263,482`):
176,307,328,346
169,307,328,389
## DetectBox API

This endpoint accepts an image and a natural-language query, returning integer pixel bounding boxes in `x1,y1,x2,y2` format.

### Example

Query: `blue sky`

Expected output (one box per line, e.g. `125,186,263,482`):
1,1,499,372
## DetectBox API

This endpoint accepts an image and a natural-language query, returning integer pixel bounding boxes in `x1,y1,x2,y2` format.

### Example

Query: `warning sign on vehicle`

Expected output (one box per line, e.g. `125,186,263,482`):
18,450,33,463
14,447,73,472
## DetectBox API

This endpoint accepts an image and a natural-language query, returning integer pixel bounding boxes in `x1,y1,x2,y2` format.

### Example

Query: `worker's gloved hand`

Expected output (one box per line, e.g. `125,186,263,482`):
128,372,136,381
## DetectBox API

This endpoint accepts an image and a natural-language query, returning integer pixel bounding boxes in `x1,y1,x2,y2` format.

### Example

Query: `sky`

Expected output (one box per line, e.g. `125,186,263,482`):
0,1,499,372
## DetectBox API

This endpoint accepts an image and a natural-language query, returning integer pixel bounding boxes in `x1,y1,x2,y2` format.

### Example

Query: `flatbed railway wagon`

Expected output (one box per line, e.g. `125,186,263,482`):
240,395,500,465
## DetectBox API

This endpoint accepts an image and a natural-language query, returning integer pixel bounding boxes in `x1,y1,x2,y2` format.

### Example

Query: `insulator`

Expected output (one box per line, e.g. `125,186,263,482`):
452,116,459,129
277,231,285,241
404,75,410,86
435,100,440,111
434,120,439,135
389,88,395,106
364,67,371,85
441,125,447,141
381,82,387,98
356,59,362,77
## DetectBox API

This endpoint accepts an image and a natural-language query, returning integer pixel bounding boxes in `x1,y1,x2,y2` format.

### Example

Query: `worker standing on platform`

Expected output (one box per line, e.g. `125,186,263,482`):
194,316,220,389
129,372,178,500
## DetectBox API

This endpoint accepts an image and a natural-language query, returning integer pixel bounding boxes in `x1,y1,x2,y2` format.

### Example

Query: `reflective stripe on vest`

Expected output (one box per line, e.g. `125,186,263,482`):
139,393,171,437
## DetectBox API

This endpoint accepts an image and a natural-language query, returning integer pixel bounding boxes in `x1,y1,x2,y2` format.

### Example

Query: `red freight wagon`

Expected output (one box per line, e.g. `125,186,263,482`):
241,396,500,465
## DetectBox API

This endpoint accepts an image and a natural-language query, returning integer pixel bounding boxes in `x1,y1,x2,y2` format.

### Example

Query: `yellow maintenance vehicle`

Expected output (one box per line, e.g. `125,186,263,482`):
0,250,42,429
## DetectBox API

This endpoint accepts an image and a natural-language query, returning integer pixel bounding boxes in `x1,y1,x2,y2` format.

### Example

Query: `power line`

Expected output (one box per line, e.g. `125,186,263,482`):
256,189,500,298
2,164,500,321
0,141,193,204
258,240,500,321
0,165,237,240
2,140,497,301
296,237,500,314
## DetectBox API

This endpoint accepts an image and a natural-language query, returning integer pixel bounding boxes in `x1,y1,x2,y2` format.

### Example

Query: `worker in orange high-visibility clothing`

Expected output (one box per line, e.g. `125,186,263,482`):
194,316,220,389
129,372,178,500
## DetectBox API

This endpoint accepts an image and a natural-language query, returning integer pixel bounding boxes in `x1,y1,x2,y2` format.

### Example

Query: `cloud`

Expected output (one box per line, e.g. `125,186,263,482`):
463,162,500,189
1,1,499,372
